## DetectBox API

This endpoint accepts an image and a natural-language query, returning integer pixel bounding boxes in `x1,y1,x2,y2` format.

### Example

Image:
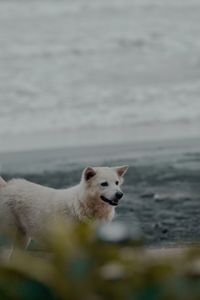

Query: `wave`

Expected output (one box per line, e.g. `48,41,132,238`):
1,0,200,139
0,84,200,135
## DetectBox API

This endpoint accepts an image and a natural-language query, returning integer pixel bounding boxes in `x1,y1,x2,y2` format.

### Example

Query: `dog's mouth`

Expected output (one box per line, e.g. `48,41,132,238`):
100,196,119,206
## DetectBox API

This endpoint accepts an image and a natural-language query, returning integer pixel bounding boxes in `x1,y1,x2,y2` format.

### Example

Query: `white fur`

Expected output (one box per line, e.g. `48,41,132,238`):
0,177,6,188
0,166,128,242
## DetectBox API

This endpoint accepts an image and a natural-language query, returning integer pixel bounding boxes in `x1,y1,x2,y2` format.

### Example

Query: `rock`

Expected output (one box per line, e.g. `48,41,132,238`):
140,192,155,199
162,228,168,234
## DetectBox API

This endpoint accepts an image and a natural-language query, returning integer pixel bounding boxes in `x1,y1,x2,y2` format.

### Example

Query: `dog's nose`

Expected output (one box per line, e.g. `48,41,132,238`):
115,191,123,200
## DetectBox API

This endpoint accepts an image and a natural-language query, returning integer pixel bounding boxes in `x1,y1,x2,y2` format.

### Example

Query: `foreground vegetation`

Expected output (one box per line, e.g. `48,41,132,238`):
0,221,200,300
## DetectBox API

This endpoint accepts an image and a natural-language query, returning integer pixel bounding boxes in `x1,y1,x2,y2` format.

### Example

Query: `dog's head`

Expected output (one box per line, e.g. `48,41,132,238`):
81,166,128,206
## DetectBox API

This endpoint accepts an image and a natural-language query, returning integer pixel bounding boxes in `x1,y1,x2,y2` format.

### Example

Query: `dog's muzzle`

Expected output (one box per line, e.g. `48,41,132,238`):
100,195,122,206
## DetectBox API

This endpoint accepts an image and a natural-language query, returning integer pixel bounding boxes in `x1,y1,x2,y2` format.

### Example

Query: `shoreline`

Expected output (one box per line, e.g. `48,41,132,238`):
0,134,200,174
1,120,200,155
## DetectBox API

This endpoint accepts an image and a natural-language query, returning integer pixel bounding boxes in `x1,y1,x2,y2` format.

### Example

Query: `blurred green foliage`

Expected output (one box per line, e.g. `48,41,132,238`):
0,221,200,300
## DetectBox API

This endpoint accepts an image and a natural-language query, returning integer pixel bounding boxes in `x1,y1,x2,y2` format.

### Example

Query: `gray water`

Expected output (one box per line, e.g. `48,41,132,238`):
0,0,200,152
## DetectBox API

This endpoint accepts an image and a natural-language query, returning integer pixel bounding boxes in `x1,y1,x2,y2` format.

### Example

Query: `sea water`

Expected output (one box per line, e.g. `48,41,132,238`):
0,0,200,152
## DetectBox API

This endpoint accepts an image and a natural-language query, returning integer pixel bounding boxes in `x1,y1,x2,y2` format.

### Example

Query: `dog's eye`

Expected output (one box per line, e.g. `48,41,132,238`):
115,181,119,185
101,182,109,187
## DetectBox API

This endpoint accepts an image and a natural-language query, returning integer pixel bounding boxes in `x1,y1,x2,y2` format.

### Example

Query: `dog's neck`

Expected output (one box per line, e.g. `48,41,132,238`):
60,183,115,222
79,193,115,222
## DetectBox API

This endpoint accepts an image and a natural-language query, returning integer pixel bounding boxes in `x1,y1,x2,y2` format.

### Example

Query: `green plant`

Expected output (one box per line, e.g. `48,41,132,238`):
0,222,200,300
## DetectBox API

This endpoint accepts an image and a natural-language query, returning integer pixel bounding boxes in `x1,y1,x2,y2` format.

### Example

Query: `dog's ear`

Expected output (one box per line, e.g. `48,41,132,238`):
114,166,129,177
83,167,96,181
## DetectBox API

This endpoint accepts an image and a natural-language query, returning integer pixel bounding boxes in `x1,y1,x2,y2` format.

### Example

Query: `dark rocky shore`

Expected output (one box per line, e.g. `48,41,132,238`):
1,139,200,247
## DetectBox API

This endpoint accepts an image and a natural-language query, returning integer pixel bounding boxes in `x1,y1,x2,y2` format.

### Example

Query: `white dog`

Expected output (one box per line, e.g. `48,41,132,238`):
0,166,128,243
